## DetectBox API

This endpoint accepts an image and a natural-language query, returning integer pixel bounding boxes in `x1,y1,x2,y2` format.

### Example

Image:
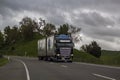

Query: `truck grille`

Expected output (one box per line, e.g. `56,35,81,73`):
60,48,71,57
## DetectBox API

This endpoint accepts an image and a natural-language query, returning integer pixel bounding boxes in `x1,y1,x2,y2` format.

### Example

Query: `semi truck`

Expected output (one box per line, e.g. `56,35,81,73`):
38,34,74,62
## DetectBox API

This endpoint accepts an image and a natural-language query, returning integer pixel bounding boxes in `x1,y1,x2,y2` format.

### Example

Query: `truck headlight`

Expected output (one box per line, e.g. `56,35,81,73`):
57,54,60,56
71,54,73,56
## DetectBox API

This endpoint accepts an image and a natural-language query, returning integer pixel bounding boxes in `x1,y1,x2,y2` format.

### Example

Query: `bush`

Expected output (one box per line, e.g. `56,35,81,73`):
81,41,101,58
0,54,3,58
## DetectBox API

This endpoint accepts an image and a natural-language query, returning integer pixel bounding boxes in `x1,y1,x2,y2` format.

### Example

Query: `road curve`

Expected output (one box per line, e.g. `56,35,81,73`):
0,56,120,80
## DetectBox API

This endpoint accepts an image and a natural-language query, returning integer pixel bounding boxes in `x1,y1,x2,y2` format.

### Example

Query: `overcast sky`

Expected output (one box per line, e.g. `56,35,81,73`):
0,0,120,50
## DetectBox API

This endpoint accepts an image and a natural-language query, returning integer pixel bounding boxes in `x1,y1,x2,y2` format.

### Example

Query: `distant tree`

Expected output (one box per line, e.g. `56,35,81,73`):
58,24,81,34
58,24,69,34
90,41,101,58
81,41,101,58
69,25,81,33
4,26,20,45
81,45,87,52
4,26,11,44
19,17,36,40
0,31,4,48
11,26,20,42
36,18,45,34
43,23,56,36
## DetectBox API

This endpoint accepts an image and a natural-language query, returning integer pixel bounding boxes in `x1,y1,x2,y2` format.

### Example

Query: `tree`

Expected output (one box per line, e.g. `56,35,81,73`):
58,24,69,34
43,23,56,36
4,26,11,44
58,24,81,34
19,17,36,40
69,25,81,33
0,31,4,48
4,26,20,45
90,41,101,58
81,45,87,52
81,41,101,58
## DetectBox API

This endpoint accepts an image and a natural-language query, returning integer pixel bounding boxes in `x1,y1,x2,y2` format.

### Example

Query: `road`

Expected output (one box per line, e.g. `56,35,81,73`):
0,56,120,80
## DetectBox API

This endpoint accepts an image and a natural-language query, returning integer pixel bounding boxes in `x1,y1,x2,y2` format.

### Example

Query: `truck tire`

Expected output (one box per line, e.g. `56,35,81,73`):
41,57,44,60
38,56,44,60
38,56,41,61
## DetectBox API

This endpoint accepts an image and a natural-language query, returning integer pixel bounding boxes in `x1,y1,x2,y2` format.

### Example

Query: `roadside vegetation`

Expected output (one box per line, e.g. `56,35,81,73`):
73,49,102,64
101,50,120,66
73,49,120,66
0,17,80,57
0,58,8,66
0,16,120,67
3,33,44,57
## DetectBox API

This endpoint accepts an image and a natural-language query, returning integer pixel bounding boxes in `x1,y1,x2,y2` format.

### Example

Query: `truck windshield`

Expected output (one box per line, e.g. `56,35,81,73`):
56,43,74,47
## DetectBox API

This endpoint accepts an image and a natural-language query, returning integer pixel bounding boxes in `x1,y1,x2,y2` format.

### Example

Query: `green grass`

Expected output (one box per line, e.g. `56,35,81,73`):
4,33,44,57
12,39,38,57
100,50,120,66
73,49,120,66
73,49,102,64
0,58,8,66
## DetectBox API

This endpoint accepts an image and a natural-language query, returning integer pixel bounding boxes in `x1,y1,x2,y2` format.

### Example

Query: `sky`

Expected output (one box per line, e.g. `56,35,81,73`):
0,0,120,50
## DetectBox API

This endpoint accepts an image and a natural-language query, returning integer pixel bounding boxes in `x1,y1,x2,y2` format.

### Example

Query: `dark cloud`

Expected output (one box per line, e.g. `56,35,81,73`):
0,0,120,50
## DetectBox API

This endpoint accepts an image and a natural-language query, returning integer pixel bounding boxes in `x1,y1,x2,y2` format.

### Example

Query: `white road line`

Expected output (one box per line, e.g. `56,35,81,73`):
61,65,68,68
49,62,54,64
93,73,116,80
74,62,120,69
18,60,30,80
7,56,10,61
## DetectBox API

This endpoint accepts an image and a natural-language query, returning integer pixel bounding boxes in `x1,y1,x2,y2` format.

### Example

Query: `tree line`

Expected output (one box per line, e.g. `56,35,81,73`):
0,17,81,48
0,16,101,58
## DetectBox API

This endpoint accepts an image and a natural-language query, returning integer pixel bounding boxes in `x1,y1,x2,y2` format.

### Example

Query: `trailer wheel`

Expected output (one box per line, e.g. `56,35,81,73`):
44,57,48,61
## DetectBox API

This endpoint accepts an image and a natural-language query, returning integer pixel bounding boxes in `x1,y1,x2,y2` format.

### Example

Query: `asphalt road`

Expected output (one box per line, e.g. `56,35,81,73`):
0,56,120,80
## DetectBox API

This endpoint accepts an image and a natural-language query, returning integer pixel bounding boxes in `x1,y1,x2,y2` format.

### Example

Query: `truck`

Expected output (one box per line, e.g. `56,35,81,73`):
38,34,74,62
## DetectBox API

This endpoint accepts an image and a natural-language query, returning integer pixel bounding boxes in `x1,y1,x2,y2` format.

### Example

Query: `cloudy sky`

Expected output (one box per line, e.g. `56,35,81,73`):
0,0,120,50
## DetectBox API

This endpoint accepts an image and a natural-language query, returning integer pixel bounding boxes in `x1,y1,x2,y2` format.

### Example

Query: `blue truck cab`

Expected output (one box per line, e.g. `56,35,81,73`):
54,34,74,62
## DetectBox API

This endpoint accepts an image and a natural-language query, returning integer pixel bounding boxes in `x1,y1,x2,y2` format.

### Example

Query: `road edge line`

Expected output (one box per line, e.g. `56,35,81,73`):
74,62,120,69
61,65,68,68
92,73,116,80
18,60,30,80
8,56,10,61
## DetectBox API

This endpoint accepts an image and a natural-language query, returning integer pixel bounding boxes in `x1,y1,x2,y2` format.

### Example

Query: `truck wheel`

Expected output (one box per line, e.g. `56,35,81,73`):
44,57,48,61
41,57,43,60
38,57,41,61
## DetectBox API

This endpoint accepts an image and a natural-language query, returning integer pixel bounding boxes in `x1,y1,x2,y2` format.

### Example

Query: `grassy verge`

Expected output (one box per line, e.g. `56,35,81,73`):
73,49,103,64
73,49,120,66
100,50,120,66
0,58,8,66
3,33,44,57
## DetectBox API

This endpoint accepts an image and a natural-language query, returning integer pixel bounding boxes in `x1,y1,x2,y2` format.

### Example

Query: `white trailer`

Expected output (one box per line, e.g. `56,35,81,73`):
38,36,54,60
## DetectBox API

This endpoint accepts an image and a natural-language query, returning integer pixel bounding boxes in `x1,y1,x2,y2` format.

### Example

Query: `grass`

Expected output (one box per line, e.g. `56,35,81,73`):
100,50,120,66
12,39,38,57
3,33,44,57
73,49,102,64
73,49,120,66
0,58,8,66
